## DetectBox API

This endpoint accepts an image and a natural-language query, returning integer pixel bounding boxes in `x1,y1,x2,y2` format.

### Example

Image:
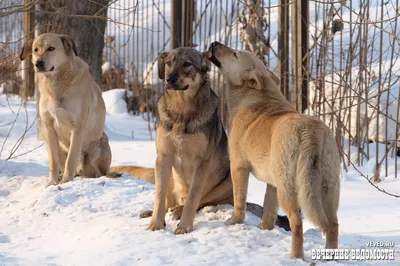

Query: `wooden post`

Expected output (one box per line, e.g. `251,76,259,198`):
171,0,182,48
23,0,35,101
278,0,290,100
171,0,194,48
300,0,309,113
291,0,309,112
23,0,42,139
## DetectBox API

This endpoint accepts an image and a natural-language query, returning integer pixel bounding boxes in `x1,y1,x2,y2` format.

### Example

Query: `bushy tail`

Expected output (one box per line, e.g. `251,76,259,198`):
107,165,155,184
296,141,330,233
246,202,292,231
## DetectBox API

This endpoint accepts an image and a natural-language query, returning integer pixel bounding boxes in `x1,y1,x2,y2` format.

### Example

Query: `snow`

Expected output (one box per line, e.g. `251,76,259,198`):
102,88,131,115
101,62,111,74
0,92,400,265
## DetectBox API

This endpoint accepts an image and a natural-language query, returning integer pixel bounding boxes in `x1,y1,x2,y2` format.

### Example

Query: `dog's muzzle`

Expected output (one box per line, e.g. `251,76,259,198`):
35,60,54,72
208,41,222,68
166,72,189,91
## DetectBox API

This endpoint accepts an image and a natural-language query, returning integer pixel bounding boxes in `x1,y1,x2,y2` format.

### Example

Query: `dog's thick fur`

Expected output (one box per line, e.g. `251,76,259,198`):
209,42,341,259
20,33,111,185
111,47,291,234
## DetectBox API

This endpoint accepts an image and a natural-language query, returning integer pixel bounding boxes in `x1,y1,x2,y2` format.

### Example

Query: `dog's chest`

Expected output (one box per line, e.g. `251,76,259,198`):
167,132,185,162
43,98,78,129
167,131,208,167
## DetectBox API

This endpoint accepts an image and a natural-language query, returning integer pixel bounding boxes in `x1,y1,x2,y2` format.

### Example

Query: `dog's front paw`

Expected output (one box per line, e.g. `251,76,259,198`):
147,218,166,231
46,178,59,187
170,205,184,220
60,175,73,184
174,222,193,235
259,220,275,230
225,214,245,226
140,210,153,218
259,216,276,230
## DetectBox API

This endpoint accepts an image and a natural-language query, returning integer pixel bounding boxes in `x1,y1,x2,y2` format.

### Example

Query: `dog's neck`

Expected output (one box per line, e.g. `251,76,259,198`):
226,82,296,123
37,57,87,100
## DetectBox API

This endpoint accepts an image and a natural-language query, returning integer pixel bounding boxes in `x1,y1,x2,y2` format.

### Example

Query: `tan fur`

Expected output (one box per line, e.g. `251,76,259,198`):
209,42,340,259
20,33,111,185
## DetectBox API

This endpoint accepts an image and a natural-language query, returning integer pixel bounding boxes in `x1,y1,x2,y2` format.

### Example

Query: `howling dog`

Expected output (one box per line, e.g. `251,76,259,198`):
208,41,340,259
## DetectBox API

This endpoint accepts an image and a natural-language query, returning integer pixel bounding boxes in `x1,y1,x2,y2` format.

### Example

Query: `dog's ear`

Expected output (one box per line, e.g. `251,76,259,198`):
242,67,262,90
266,69,280,86
60,35,77,56
201,51,212,72
158,52,168,79
20,39,33,61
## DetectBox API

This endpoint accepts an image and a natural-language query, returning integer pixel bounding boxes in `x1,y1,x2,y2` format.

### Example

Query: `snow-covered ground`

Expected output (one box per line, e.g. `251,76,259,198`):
0,91,399,266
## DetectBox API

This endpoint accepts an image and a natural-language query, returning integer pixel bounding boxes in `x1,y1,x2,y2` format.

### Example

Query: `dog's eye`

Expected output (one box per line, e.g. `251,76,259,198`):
48,46,55,51
34,48,38,52
183,62,192,68
233,52,238,58
166,61,172,67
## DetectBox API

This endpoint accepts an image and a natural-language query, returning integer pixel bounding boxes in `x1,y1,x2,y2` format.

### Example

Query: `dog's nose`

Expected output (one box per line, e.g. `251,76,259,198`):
166,73,178,84
210,41,221,51
210,41,221,48
35,60,45,70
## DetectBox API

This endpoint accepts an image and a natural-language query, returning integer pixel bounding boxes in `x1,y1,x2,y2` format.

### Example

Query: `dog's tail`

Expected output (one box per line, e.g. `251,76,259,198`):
245,202,292,231
296,137,330,234
107,165,155,183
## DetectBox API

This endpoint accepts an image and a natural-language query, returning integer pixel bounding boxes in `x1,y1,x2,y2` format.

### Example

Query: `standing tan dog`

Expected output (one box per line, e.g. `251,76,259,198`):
20,33,111,185
209,42,340,259
113,47,291,234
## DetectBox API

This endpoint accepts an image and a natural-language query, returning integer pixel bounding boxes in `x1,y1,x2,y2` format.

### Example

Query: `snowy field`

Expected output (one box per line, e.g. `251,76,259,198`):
0,90,400,266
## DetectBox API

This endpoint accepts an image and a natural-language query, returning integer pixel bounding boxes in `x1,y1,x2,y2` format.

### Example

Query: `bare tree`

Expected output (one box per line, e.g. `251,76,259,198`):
238,0,270,65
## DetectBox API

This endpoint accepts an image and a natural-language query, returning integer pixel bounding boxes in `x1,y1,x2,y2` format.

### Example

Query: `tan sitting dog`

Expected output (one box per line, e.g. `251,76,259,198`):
20,33,111,185
209,42,340,259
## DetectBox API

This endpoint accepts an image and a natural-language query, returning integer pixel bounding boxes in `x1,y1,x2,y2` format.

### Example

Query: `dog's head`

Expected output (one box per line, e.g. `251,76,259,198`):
208,41,279,90
157,48,211,92
20,33,77,74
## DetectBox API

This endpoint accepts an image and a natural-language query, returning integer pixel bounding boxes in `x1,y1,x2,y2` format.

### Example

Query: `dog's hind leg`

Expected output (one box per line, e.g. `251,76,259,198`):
322,162,340,249
259,184,279,230
324,199,339,249
278,186,304,259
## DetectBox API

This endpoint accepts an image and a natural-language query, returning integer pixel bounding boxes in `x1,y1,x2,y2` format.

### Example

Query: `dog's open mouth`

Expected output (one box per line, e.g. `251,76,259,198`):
38,66,55,73
166,84,189,91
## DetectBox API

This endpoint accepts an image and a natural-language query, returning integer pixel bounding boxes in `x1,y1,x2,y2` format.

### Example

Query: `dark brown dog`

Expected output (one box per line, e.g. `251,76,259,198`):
111,47,291,234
